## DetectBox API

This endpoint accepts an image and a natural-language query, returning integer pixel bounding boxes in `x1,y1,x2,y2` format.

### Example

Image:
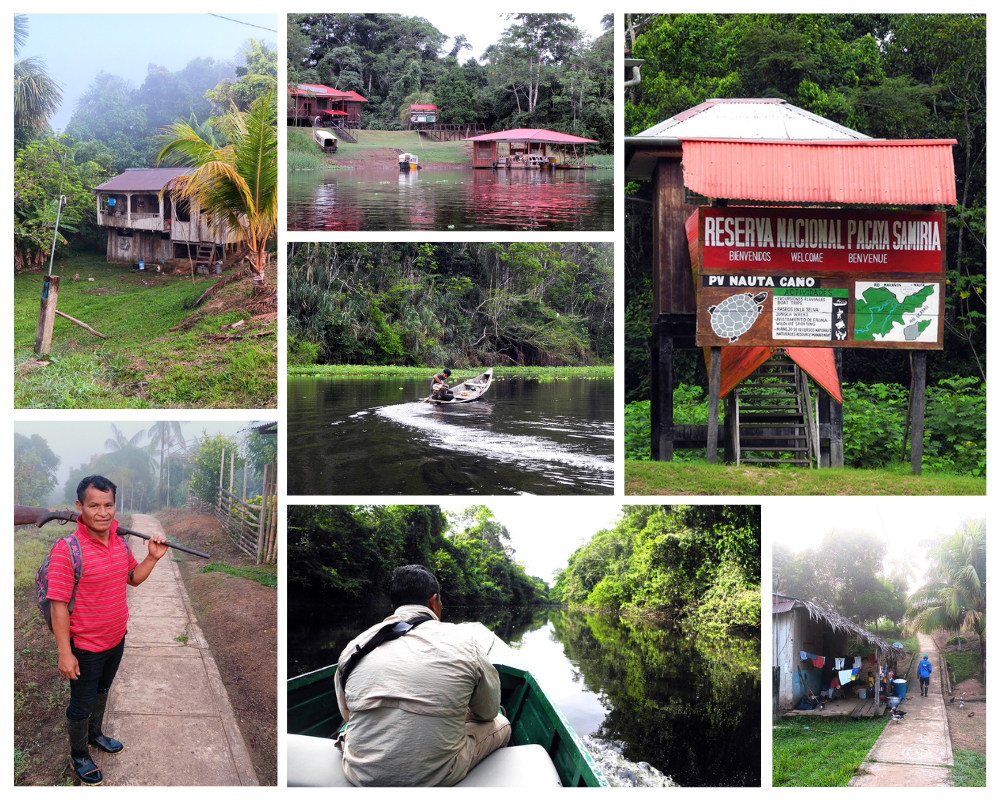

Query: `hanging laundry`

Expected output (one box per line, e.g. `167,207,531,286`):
868,653,876,665
851,668,859,677
853,656,862,668
839,669,853,685
813,656,825,668
835,657,845,670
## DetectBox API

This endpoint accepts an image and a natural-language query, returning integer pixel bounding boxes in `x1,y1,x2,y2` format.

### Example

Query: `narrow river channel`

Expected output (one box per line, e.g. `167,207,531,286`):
287,375,614,495
289,606,760,787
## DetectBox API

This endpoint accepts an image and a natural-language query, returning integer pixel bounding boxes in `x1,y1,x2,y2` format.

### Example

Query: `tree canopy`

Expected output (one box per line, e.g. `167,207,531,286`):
553,505,761,627
287,505,548,616
287,241,612,367
287,13,612,151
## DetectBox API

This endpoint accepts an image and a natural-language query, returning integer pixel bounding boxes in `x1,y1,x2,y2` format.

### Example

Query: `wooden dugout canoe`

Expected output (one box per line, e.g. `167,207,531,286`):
423,368,493,404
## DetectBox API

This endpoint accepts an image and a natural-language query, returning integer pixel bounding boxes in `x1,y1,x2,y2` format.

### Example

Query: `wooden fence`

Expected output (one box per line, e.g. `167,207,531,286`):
215,448,278,564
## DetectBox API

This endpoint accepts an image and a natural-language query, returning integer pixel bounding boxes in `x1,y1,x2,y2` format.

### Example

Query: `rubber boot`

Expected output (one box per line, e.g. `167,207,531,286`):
68,717,102,786
88,691,124,754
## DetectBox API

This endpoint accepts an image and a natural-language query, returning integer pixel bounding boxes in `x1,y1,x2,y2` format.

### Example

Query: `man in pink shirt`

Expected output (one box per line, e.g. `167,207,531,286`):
46,475,168,785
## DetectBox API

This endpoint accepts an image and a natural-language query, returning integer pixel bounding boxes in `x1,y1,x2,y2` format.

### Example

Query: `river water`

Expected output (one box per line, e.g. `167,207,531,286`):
287,167,614,231
288,606,760,787
287,375,614,495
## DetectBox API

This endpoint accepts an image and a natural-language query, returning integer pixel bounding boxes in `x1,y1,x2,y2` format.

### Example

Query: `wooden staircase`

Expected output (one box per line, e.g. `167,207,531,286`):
727,354,817,467
195,243,216,264
331,124,357,144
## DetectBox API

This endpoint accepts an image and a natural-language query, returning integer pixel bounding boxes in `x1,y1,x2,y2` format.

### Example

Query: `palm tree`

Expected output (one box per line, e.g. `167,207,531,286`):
156,89,277,289
147,421,188,508
103,424,156,513
14,15,63,149
904,518,986,673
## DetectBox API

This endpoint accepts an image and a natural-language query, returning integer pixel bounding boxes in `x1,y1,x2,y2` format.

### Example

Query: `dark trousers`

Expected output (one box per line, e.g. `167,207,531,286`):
919,676,930,692
66,636,126,721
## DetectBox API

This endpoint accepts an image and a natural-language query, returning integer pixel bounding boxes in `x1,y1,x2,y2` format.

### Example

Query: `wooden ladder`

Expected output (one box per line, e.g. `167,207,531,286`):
195,243,216,264
729,353,816,467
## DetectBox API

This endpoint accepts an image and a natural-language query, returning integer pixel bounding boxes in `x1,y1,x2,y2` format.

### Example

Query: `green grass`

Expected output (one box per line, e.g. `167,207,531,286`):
14,252,276,408
288,128,612,168
14,531,56,592
951,748,986,787
201,561,277,589
773,716,888,786
625,459,986,496
288,364,612,379
944,649,982,684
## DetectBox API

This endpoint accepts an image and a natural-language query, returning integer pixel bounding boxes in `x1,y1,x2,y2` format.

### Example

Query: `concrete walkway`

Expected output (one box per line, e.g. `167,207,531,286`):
96,514,257,786
849,632,952,787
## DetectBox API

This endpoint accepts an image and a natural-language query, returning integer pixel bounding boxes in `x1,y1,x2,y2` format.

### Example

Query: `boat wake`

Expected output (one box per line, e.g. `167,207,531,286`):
584,737,677,787
375,404,613,474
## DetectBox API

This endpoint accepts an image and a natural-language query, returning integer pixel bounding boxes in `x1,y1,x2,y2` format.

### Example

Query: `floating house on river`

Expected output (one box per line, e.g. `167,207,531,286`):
93,168,240,264
465,128,598,169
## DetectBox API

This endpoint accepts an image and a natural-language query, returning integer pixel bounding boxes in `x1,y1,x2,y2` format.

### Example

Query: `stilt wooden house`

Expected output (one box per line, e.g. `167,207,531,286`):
93,168,241,265
287,83,367,128
465,128,598,168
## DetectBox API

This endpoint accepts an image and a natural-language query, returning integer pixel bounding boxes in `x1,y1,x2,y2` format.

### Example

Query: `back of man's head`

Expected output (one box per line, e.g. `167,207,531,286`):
390,564,440,608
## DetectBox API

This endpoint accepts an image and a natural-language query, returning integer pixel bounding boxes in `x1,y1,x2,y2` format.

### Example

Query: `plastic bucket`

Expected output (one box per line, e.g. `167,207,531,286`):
893,678,907,699
859,688,866,699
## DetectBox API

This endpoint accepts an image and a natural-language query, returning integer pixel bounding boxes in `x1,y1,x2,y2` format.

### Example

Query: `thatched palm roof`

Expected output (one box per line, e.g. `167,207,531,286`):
773,594,903,659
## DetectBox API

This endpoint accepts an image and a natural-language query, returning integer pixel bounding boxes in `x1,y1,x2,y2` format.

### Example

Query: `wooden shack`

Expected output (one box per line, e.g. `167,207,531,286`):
93,168,240,264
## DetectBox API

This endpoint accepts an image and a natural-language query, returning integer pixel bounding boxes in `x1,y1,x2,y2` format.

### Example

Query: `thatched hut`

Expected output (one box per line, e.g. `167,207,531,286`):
773,594,903,714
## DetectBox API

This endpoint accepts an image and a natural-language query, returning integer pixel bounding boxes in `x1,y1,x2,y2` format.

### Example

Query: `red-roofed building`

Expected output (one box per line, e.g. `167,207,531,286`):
288,84,367,128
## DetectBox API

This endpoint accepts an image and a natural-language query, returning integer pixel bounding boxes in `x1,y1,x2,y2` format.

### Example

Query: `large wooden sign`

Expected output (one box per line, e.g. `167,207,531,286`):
694,208,946,349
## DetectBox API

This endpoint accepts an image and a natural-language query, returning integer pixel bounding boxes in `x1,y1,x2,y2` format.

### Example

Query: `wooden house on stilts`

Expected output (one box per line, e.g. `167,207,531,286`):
93,168,241,265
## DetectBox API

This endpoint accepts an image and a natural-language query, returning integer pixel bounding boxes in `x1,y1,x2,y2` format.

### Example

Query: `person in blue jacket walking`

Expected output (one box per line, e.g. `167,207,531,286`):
917,654,933,696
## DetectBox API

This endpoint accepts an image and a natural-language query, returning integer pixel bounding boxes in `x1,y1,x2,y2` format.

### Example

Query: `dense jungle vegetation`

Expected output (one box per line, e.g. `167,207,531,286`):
287,241,613,367
552,505,761,629
286,505,548,617
287,13,613,152
624,15,986,458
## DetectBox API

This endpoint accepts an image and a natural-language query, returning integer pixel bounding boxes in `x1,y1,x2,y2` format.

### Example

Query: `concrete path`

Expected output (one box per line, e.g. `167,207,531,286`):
849,632,952,787
96,514,258,786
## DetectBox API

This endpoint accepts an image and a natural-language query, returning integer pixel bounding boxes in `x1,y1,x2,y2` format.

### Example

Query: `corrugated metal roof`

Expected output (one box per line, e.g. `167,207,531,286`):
410,104,438,111
290,84,368,103
681,139,957,205
464,128,597,144
93,168,190,193
638,98,871,141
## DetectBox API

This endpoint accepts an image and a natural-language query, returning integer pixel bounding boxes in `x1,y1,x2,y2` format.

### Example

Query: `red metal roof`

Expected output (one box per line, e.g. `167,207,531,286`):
681,139,957,205
410,104,437,111
289,84,368,103
464,128,597,144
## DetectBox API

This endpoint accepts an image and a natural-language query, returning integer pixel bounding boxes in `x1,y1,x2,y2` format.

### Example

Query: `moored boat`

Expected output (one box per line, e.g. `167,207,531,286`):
287,623,606,787
423,368,492,404
314,129,338,153
399,152,420,171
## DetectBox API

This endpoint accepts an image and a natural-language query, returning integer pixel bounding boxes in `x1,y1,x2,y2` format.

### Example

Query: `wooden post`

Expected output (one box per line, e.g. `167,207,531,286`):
651,327,674,461
218,447,225,512
830,349,845,468
707,346,721,463
257,462,270,564
34,275,60,357
910,351,928,475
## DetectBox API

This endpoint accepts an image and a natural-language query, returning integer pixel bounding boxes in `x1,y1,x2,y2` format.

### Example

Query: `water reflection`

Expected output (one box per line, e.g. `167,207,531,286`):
288,605,760,786
287,167,614,231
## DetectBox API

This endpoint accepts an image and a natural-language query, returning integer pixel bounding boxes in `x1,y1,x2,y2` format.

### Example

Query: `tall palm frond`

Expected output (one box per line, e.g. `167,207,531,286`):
904,518,986,671
156,89,277,288
14,16,62,146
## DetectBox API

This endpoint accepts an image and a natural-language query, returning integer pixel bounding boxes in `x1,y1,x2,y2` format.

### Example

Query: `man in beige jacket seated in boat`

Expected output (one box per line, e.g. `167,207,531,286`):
334,564,511,786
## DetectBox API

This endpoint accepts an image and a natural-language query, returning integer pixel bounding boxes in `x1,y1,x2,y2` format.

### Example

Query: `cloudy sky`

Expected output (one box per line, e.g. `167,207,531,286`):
20,13,279,132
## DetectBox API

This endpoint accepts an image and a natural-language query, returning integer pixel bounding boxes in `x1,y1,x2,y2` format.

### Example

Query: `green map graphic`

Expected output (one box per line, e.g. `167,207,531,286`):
854,284,936,341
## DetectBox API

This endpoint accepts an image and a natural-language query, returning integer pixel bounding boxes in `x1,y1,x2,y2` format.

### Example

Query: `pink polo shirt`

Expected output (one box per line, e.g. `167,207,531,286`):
45,519,138,652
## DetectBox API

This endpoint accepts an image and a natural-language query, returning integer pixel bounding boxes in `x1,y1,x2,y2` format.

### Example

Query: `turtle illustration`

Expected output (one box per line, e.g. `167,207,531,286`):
707,291,768,342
